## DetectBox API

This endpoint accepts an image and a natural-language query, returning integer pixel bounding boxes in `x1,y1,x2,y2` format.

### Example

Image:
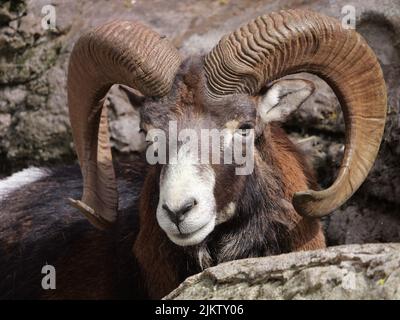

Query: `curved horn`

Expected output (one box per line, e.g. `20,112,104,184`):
68,21,181,229
205,9,387,218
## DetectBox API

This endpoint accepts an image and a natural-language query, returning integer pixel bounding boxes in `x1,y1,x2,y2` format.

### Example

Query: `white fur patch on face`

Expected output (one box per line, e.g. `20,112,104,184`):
156,154,217,247
166,217,216,247
0,167,49,201
216,201,236,225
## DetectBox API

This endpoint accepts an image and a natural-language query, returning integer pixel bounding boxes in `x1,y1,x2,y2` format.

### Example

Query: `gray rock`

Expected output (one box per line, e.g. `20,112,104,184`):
289,133,344,187
326,201,400,246
0,113,11,137
285,73,344,134
106,86,146,153
165,243,400,300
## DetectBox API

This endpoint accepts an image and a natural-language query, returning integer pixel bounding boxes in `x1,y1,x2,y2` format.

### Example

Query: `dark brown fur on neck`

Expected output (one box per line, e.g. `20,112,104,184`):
133,121,325,299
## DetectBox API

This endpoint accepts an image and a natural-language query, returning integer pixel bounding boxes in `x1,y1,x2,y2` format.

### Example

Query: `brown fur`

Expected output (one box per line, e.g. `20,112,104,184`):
133,122,325,299
133,167,183,298
267,125,325,251
0,57,325,300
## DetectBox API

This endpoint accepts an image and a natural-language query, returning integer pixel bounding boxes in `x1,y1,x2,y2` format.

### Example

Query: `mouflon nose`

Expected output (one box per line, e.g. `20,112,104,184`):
162,198,197,227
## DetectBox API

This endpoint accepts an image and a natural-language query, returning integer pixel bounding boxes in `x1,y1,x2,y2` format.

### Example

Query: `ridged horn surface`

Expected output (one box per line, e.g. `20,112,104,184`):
205,9,387,217
68,21,181,229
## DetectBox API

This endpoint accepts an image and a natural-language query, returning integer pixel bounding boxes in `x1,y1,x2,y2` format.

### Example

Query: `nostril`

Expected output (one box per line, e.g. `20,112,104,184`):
162,198,198,223
182,198,197,214
162,203,171,213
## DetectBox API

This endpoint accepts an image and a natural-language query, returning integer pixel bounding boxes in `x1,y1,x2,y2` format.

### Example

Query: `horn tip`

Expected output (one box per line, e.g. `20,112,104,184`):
292,191,328,219
67,198,112,230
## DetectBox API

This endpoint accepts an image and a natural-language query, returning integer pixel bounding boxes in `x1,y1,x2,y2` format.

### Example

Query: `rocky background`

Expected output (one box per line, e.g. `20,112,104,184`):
0,0,399,297
166,243,400,299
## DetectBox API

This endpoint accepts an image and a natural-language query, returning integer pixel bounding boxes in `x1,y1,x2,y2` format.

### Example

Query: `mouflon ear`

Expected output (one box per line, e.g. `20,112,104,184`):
119,85,146,107
258,79,315,123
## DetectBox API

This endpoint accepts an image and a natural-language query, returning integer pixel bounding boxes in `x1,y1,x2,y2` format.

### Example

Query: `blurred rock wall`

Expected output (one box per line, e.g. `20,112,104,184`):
0,0,399,245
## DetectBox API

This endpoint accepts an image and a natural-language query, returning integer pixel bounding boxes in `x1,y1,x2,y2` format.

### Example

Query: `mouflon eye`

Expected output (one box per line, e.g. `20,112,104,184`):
237,123,254,137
